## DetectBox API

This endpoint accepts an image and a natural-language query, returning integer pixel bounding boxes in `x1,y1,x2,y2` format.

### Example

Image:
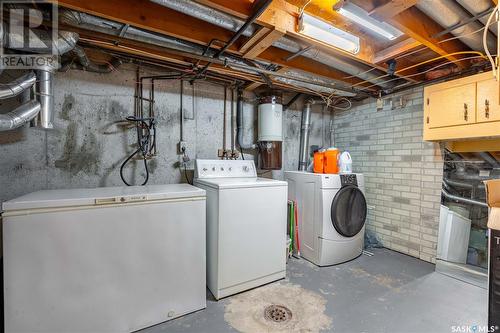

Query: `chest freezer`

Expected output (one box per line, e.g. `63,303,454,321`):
2,184,206,333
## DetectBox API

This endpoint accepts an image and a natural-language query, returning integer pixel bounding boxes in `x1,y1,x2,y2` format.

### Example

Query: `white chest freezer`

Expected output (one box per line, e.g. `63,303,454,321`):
2,184,206,333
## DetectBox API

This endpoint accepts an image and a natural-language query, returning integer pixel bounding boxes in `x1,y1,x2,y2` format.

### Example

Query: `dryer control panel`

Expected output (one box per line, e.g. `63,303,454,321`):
195,159,257,179
340,174,358,187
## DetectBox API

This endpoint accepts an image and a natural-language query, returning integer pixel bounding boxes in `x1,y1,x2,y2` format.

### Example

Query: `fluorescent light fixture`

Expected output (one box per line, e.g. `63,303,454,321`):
298,13,360,54
338,3,403,40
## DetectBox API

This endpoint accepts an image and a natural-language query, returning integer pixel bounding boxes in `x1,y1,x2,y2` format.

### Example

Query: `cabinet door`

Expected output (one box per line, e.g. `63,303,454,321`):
426,82,476,128
477,78,500,123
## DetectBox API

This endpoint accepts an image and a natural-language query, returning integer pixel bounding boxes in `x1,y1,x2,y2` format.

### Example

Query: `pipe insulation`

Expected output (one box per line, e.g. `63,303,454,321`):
0,100,41,131
0,71,36,99
148,0,392,89
298,100,312,171
416,0,496,52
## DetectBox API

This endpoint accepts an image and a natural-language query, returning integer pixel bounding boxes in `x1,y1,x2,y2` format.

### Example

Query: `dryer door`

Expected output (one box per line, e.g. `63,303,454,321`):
330,185,367,237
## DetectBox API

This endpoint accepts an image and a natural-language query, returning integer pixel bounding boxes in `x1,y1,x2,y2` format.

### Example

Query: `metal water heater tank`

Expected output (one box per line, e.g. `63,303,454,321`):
258,94,283,170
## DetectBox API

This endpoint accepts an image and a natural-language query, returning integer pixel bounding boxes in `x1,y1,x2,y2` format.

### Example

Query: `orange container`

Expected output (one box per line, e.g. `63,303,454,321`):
313,150,325,173
324,148,340,174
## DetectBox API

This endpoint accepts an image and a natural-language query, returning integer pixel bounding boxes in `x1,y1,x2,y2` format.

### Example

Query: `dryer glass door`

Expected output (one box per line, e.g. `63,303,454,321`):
330,185,367,237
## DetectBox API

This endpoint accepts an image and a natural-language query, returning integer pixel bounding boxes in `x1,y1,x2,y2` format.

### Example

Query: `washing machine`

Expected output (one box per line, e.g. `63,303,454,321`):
194,159,288,299
285,171,367,266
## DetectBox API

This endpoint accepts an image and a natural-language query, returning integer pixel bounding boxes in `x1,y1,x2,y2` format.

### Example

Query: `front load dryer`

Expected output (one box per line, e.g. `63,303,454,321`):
285,171,367,266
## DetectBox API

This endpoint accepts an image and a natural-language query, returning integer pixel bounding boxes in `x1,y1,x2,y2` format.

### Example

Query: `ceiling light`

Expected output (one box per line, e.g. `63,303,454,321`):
337,3,403,40
298,13,360,54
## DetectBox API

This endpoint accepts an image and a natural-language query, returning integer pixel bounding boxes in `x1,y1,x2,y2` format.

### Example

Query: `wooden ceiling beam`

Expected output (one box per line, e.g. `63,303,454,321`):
54,0,376,90
50,0,238,51
374,38,422,64
387,7,469,68
242,27,285,59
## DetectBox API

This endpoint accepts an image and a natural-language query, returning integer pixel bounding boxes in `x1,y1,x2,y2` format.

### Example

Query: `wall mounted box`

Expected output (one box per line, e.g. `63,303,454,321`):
423,71,500,141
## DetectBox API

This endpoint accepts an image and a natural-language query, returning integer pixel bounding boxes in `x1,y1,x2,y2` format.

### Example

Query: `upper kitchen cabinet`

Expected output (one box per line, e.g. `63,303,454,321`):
424,71,500,141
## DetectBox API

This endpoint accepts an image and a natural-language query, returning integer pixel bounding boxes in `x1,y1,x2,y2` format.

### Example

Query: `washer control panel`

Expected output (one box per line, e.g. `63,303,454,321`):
195,159,257,178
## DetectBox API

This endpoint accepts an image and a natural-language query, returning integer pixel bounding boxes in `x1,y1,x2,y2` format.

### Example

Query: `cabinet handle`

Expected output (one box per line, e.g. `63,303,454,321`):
464,103,468,121
485,99,490,119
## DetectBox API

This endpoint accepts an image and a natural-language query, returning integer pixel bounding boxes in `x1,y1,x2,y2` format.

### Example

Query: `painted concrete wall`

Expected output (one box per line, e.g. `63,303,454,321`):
0,64,327,203
332,87,444,263
0,65,442,263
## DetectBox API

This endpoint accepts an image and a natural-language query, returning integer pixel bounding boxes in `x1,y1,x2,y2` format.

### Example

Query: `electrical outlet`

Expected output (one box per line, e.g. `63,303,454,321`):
178,141,187,155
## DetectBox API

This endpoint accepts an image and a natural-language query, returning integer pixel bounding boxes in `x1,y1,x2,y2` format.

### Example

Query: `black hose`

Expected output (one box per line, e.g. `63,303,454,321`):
120,116,156,186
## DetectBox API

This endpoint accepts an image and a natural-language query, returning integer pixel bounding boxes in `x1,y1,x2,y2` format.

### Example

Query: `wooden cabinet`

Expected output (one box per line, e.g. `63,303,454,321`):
477,78,500,123
426,82,476,128
424,71,500,141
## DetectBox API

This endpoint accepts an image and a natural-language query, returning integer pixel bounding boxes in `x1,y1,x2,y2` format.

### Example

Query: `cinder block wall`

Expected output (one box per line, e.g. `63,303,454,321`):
332,87,444,263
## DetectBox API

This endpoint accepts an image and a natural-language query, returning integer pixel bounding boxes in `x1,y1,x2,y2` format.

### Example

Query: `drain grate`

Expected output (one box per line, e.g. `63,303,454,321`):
264,305,292,323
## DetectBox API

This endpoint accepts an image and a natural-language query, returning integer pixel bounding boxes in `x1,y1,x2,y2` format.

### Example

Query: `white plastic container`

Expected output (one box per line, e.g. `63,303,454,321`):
437,205,471,264
339,151,352,173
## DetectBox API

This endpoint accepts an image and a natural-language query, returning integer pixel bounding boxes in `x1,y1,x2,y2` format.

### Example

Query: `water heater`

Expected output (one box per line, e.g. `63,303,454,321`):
258,94,282,170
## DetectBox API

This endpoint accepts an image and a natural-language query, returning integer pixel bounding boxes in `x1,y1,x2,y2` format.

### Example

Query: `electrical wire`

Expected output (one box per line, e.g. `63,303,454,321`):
358,54,490,91
120,115,156,186
351,51,487,88
484,4,498,78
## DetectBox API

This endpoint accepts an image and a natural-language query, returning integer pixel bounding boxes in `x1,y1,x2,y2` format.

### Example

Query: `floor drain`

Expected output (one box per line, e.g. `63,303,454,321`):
264,305,292,323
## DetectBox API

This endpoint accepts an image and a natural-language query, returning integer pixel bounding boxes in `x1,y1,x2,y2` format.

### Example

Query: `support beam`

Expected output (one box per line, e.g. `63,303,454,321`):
374,38,422,64
242,28,285,59
387,7,468,68
50,0,237,51
369,0,420,21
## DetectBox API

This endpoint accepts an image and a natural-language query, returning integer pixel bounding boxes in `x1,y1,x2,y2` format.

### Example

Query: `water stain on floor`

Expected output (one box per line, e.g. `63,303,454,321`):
224,282,332,333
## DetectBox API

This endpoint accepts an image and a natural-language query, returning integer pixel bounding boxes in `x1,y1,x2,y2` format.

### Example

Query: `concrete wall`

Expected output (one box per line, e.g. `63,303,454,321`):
0,64,327,203
332,87,444,263
0,65,443,263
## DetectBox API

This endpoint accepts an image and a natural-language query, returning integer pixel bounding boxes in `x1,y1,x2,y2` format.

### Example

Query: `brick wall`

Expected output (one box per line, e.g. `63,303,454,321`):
332,87,443,263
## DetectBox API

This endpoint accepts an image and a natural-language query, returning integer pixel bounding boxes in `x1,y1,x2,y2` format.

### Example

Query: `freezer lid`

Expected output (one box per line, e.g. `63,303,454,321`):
194,177,287,190
2,184,206,211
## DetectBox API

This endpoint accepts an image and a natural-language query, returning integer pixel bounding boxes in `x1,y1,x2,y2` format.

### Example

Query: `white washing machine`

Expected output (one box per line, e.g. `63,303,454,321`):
194,159,288,300
285,171,367,266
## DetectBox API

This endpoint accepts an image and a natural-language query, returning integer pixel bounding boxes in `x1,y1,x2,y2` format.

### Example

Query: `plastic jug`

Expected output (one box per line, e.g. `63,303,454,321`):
324,147,340,174
313,149,326,173
339,151,352,173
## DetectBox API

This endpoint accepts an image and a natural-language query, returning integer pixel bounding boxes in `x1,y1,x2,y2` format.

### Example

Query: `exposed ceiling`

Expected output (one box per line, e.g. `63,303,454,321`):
49,0,498,99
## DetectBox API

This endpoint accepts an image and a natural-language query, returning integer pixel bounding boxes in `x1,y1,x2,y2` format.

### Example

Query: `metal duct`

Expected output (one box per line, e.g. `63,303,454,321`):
69,46,122,73
35,70,54,129
479,152,500,169
6,30,79,55
150,0,256,37
298,100,312,171
456,0,497,36
148,0,391,89
60,11,357,94
0,100,41,131
0,71,36,99
416,0,496,52
236,88,256,150
274,69,357,97
442,187,488,207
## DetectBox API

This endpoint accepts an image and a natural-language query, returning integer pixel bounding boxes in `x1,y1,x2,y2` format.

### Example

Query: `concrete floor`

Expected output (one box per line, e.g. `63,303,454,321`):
141,248,488,333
